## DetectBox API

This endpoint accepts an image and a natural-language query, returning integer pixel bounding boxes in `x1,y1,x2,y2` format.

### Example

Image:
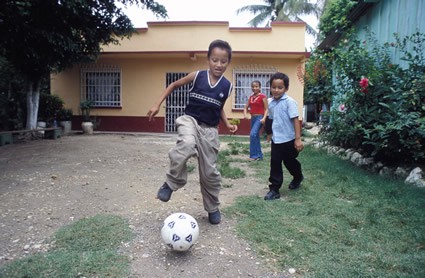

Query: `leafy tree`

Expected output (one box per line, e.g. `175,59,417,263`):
303,49,333,118
318,0,356,40
0,0,167,129
236,0,318,36
0,57,27,131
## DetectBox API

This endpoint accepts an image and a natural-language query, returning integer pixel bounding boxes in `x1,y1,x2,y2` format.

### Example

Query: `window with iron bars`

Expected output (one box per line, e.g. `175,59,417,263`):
165,72,192,133
81,65,121,107
232,67,277,110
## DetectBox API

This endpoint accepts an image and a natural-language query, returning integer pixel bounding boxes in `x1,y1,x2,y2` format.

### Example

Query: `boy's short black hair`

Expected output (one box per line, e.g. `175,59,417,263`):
270,72,289,89
208,39,232,61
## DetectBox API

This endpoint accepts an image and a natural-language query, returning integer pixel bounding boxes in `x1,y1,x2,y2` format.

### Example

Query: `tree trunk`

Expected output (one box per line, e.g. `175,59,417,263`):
25,80,41,130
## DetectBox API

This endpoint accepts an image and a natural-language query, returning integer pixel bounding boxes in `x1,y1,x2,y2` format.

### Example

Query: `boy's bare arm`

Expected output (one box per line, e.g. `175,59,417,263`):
147,72,196,121
293,117,304,152
221,110,238,134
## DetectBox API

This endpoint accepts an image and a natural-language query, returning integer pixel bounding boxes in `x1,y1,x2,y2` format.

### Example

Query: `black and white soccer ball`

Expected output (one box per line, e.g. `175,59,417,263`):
161,212,199,251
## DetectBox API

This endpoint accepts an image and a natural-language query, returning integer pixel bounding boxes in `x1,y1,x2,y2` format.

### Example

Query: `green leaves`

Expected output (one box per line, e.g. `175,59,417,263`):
0,0,168,81
319,31,425,164
318,0,357,40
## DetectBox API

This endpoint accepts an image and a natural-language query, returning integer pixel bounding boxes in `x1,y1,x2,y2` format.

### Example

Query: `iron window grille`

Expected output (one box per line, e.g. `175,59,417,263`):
232,66,277,110
81,65,121,107
165,72,192,133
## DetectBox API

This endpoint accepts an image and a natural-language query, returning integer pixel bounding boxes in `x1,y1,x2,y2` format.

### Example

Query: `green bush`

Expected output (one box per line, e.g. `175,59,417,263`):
318,0,357,40
319,32,425,164
38,93,64,125
57,108,73,121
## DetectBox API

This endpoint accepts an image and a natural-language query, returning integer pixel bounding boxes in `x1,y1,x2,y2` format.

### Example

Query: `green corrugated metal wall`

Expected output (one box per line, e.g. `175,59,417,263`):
355,0,425,67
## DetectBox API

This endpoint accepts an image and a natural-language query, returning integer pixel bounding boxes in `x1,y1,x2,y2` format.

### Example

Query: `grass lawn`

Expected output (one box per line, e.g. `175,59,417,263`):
223,142,425,277
0,215,133,278
1,137,423,277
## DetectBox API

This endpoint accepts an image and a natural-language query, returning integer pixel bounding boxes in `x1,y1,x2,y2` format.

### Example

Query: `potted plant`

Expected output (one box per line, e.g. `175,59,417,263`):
80,99,94,134
57,108,73,135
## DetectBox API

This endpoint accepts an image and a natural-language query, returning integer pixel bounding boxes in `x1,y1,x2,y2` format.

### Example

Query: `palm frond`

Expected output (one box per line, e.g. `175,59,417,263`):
237,0,319,28
248,13,272,27
236,5,269,15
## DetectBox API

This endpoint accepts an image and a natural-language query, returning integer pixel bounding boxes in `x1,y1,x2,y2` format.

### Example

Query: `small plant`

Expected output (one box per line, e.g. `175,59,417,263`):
80,99,94,122
57,108,73,121
228,141,250,155
218,150,246,179
187,163,196,173
228,118,240,126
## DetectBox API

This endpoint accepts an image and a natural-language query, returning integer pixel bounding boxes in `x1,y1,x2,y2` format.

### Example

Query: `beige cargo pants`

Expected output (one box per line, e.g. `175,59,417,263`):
165,115,221,213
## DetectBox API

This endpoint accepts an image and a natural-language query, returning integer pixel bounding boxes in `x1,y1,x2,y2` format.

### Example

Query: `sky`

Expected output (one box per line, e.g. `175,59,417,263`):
122,0,319,49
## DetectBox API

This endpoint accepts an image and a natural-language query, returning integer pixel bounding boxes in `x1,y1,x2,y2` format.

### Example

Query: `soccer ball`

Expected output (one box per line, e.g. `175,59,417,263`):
161,212,199,251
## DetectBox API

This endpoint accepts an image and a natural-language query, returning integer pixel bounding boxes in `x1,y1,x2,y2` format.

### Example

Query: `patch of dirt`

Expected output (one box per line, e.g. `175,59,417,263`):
0,133,291,277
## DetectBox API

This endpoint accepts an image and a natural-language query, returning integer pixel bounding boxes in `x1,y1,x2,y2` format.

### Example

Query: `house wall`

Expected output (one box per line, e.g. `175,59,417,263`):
105,21,306,53
355,0,425,67
51,21,307,134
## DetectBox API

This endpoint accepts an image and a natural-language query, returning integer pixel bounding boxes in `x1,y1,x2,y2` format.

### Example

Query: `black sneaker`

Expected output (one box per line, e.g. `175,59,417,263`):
208,210,221,225
289,175,304,190
264,190,281,200
157,182,173,202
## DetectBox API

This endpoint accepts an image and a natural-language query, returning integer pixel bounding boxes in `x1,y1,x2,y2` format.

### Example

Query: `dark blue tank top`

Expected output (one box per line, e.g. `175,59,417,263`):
185,70,232,126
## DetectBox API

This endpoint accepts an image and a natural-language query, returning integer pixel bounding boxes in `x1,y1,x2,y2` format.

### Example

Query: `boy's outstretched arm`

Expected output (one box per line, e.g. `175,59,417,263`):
147,72,196,121
221,110,238,134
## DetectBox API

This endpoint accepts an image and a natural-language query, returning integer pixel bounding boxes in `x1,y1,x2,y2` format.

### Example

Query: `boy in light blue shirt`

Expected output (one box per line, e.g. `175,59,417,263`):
264,72,304,200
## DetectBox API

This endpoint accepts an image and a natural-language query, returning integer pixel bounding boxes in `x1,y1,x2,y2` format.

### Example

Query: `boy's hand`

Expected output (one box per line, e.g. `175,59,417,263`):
294,138,304,152
147,106,159,121
266,134,272,143
228,124,238,134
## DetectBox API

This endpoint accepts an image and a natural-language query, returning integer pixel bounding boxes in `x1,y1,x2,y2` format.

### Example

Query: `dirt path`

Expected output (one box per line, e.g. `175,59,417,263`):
0,134,288,277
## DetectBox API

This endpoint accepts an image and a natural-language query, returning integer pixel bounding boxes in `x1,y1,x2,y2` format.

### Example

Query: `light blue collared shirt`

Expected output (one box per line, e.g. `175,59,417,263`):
268,93,299,144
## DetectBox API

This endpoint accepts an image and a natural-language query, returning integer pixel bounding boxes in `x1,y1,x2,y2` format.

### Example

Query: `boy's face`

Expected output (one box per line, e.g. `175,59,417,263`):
208,47,230,78
270,79,287,99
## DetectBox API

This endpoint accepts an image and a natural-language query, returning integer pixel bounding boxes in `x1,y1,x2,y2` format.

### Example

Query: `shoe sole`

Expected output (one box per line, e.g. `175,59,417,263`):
264,194,281,200
157,195,170,202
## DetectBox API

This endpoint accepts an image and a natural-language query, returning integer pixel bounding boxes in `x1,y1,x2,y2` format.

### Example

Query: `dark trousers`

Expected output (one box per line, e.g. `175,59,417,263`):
268,140,303,192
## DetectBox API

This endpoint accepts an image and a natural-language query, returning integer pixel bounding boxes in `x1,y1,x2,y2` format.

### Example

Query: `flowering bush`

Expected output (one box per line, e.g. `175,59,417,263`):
359,77,369,93
318,31,425,164
304,50,334,119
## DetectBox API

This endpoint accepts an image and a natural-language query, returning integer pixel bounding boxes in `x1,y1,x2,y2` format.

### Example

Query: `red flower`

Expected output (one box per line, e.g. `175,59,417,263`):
359,77,369,93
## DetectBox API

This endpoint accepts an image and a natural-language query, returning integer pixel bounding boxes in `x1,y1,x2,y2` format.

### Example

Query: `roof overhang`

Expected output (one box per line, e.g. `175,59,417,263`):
99,51,310,60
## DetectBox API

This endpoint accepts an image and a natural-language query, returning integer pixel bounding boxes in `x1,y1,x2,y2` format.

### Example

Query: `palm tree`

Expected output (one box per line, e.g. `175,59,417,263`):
237,0,319,36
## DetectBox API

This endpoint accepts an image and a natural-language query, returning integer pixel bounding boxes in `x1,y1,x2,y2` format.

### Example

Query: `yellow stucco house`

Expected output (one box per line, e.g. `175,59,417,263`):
50,21,308,135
